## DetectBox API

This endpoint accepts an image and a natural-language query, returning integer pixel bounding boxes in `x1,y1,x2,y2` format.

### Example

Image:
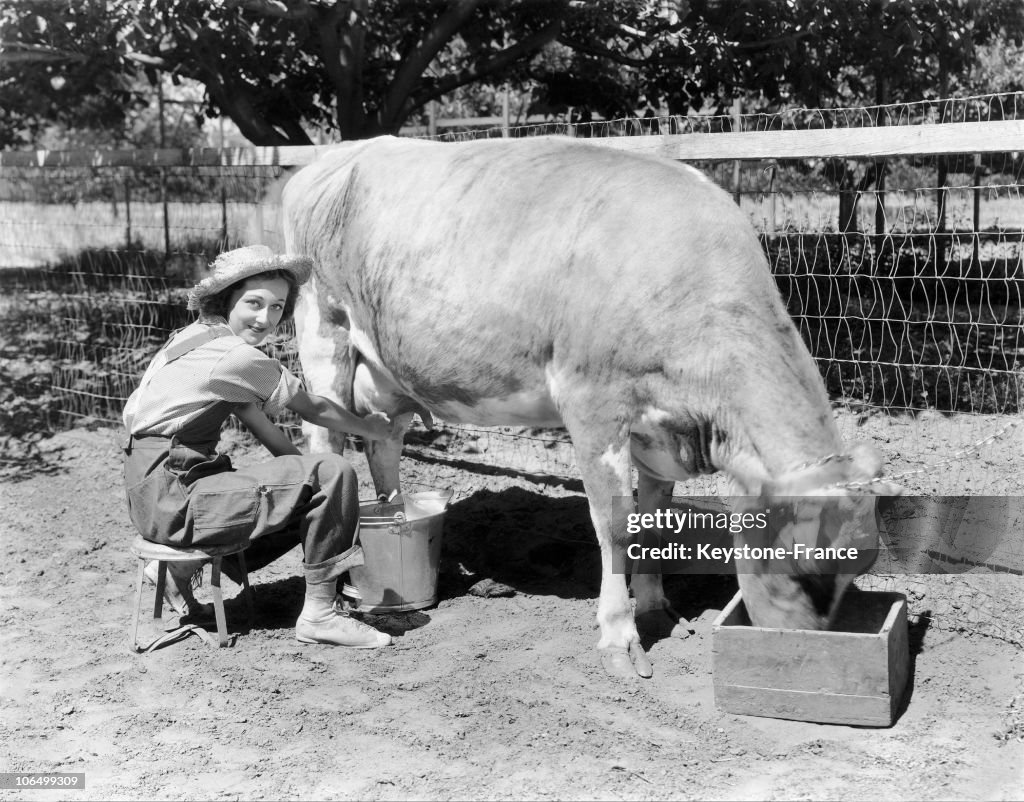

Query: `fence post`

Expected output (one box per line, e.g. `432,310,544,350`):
874,164,886,238
935,156,948,272
502,84,510,138
124,178,132,250
220,182,228,248
158,77,170,263
732,98,742,205
972,153,982,266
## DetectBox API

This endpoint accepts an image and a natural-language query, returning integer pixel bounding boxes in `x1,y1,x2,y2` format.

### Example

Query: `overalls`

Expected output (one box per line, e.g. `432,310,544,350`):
122,327,364,584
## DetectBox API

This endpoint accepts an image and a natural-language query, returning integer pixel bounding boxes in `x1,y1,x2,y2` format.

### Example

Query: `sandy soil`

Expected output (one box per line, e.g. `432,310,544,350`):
1,419,1022,802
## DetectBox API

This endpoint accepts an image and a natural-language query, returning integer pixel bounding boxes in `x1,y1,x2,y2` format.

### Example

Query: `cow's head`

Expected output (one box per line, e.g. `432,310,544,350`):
733,443,902,630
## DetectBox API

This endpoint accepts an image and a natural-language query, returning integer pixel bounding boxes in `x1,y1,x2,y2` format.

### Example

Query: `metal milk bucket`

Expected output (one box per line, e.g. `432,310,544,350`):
343,488,454,613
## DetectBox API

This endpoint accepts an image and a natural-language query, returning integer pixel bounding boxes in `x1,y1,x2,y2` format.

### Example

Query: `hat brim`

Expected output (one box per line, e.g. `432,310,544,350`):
187,252,313,311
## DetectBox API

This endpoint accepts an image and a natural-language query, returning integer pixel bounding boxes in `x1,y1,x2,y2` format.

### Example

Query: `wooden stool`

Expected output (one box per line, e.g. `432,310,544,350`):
130,535,254,651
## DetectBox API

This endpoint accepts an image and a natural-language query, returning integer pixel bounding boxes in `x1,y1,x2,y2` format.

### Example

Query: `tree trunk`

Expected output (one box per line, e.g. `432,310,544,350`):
320,0,367,141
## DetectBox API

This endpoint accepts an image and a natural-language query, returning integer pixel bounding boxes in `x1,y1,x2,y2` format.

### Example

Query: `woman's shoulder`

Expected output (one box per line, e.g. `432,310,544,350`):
169,319,233,343
183,318,283,373
211,332,283,371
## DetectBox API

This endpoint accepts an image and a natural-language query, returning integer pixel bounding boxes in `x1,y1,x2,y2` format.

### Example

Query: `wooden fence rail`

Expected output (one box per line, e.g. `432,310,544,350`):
2,118,1023,169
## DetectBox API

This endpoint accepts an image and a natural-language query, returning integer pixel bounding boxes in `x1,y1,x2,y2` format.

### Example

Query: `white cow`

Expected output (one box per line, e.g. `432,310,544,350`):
278,135,899,679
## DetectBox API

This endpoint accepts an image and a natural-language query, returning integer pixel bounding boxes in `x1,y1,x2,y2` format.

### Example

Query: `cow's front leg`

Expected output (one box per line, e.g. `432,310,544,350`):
631,471,694,641
562,415,652,679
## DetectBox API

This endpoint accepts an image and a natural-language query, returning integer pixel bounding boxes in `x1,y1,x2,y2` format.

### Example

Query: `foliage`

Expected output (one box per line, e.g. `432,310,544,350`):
112,0,580,143
0,0,142,147
6,1,1024,149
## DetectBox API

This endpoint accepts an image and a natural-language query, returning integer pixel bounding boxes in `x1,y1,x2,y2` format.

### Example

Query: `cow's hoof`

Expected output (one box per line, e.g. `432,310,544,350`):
599,642,653,679
636,608,695,640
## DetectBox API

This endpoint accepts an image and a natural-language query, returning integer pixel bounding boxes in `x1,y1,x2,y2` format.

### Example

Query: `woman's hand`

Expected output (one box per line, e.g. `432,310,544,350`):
286,390,396,442
359,411,394,441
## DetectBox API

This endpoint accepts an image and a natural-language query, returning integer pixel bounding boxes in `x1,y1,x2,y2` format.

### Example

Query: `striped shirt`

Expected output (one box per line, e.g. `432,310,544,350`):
123,321,303,437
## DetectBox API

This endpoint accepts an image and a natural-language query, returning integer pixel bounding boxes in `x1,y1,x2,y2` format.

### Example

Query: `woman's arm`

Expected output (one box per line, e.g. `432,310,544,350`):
285,390,393,441
234,403,303,457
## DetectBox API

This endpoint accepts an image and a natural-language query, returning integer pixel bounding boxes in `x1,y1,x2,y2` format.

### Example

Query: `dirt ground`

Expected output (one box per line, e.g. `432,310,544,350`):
1,415,1022,802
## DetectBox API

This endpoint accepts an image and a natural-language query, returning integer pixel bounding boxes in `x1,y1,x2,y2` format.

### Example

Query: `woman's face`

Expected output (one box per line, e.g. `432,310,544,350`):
226,275,291,346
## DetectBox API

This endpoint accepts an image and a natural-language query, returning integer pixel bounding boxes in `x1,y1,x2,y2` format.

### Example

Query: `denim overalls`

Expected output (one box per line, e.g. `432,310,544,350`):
122,327,364,584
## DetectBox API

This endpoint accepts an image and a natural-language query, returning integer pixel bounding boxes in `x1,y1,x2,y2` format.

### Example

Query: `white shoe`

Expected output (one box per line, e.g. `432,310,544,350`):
295,610,392,648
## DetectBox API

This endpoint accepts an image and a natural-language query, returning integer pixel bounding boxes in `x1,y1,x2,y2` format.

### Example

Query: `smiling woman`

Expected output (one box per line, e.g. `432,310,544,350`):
120,244,397,648
226,277,290,347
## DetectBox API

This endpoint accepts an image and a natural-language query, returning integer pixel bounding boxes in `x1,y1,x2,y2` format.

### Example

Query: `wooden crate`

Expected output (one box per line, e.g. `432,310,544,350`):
712,589,910,727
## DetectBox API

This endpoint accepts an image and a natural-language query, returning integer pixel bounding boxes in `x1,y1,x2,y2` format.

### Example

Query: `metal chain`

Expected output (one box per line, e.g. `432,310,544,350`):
786,418,1023,491
839,417,1024,491
884,416,1023,483
407,417,1023,494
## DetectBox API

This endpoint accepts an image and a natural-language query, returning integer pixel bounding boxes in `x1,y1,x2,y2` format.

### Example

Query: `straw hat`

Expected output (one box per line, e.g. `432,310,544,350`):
187,245,313,310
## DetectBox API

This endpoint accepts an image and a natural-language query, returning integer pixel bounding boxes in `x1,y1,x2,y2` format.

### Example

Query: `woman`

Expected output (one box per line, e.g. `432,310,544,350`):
123,244,392,648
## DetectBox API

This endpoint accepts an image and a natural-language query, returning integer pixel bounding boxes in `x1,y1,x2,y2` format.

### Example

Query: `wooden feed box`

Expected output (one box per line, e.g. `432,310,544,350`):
712,589,910,727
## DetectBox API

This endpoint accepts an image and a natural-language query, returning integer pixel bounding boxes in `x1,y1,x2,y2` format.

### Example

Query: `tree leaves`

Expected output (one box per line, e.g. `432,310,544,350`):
4,0,1024,147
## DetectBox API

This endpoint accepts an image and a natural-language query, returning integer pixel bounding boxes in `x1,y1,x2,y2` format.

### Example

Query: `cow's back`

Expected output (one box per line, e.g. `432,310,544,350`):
283,136,823,437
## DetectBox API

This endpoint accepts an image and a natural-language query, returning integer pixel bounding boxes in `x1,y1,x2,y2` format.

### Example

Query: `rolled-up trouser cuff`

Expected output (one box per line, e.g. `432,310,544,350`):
303,544,364,584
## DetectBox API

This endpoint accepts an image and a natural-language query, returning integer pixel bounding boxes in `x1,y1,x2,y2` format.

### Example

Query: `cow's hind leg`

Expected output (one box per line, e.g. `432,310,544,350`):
560,411,653,679
631,471,695,641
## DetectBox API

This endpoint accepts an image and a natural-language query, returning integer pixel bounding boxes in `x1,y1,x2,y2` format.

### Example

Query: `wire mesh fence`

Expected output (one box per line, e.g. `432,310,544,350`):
0,165,289,435
2,94,1022,641
1,103,1022,445
425,92,1024,139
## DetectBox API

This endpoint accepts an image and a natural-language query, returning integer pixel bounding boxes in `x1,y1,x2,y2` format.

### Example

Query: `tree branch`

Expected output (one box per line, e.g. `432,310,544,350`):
384,0,485,118
390,14,565,126
188,30,311,145
223,0,319,21
124,51,169,68
555,35,652,68
733,30,814,51
0,43,88,63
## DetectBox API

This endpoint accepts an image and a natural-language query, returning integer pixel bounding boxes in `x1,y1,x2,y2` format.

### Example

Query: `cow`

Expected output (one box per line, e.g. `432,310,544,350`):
275,135,900,679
